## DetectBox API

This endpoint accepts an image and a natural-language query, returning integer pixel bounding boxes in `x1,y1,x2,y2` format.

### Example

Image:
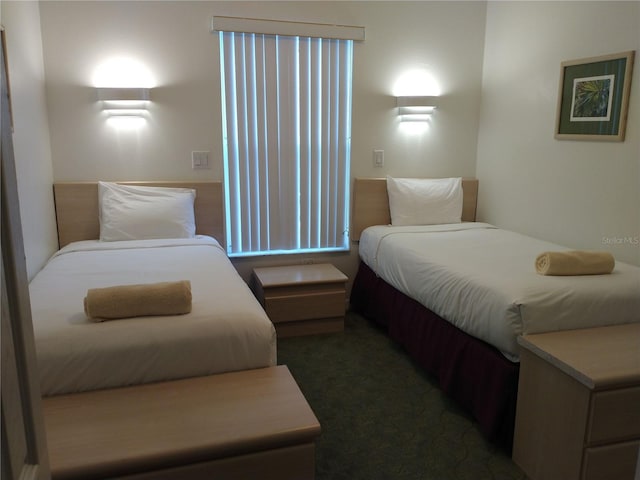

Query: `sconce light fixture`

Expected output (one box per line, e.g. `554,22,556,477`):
97,87,151,117
396,95,438,122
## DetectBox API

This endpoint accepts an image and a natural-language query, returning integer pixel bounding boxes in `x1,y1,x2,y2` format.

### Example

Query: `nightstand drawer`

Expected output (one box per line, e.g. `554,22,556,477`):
265,290,345,323
587,386,640,444
252,263,348,337
514,324,640,480
582,440,640,480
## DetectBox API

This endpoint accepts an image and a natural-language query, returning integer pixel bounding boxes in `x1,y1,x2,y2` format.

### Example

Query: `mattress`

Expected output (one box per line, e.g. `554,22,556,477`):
359,223,640,360
30,236,277,396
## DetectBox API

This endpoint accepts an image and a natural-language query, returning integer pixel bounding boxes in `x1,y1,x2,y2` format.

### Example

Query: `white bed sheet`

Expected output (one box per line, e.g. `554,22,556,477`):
359,223,640,360
30,236,276,396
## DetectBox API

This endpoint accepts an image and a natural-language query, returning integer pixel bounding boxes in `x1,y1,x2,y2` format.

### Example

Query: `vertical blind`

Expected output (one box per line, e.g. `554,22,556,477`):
219,31,353,256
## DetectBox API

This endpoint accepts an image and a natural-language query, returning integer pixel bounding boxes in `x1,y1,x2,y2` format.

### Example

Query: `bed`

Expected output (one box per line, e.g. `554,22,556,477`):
349,177,640,450
30,181,277,397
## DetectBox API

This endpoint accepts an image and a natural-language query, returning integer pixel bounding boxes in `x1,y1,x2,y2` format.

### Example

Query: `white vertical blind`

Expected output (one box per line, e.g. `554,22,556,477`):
219,31,353,256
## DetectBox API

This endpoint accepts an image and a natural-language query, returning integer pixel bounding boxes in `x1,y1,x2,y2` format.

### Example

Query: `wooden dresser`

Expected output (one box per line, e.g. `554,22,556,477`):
513,323,640,480
252,263,348,337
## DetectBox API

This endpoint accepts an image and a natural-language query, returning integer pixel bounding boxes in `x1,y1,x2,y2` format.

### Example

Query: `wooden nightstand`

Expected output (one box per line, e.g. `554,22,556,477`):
513,323,640,480
252,263,348,337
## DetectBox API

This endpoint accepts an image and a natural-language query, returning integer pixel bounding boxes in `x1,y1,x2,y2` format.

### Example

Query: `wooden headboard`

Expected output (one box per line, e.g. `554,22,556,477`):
53,181,224,249
351,177,479,241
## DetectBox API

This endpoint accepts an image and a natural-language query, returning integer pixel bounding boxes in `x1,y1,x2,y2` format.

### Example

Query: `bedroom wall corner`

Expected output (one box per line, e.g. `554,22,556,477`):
476,1,640,266
1,1,58,279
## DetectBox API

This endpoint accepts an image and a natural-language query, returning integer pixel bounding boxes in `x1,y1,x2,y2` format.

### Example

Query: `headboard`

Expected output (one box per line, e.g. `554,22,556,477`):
351,177,479,241
53,181,224,249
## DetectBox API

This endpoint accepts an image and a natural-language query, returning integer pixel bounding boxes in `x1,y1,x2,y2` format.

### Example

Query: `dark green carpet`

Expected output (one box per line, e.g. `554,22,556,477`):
277,312,526,480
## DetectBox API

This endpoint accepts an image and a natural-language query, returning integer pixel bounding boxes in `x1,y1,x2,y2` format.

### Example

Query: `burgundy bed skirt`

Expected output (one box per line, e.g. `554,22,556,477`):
350,261,519,452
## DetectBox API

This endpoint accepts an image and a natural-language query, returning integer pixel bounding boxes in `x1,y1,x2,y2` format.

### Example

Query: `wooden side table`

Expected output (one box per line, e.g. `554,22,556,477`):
513,323,640,480
252,263,348,337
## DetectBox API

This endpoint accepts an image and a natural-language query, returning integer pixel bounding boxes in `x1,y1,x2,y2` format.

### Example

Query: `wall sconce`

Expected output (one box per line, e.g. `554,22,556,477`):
396,96,438,122
97,87,151,117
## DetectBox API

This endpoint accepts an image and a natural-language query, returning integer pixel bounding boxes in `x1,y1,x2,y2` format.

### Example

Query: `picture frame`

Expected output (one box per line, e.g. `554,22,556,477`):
555,50,635,141
1,28,14,131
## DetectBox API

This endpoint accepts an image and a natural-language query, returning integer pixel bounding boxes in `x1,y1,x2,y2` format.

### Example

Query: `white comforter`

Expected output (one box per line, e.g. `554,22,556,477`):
30,236,276,396
359,223,640,360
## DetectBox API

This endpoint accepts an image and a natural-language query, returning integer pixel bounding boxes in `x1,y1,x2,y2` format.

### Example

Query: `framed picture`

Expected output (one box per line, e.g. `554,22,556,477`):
555,50,635,141
1,28,14,131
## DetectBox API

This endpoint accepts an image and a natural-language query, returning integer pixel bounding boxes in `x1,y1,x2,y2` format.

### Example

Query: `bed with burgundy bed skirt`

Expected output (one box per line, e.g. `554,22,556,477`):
349,177,640,452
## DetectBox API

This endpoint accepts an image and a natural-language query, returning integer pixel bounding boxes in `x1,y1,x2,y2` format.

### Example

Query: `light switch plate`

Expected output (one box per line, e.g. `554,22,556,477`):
373,149,384,167
192,151,210,169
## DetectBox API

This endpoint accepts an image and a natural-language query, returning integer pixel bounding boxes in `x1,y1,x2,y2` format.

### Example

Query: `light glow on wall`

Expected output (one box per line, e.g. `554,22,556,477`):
92,57,156,88
396,118,432,135
392,68,441,97
105,115,147,130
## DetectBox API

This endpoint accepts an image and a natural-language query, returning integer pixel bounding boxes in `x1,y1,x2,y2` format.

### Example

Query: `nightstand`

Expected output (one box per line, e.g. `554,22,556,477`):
252,263,348,337
513,323,640,480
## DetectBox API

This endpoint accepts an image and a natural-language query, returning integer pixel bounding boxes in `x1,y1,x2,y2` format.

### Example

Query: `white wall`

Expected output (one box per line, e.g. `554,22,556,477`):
477,1,640,265
39,1,485,183
37,1,487,284
1,1,58,279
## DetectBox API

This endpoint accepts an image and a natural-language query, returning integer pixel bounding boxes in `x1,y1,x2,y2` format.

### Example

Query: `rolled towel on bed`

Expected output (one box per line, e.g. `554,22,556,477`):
535,251,615,276
84,280,192,321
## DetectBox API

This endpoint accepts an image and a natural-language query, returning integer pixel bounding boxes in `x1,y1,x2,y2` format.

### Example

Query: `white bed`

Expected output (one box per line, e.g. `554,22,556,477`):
31,181,276,396
359,222,640,361
350,177,640,448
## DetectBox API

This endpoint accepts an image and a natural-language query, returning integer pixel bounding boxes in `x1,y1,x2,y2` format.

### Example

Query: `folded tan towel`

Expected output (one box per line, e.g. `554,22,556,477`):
535,251,615,276
84,280,192,321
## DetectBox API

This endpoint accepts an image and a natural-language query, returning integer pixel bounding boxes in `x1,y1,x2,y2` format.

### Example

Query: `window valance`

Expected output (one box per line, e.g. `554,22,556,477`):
211,15,365,41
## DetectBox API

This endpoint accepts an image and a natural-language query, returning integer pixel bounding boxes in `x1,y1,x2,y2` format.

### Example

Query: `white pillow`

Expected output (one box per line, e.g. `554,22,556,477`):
98,182,196,241
386,176,463,226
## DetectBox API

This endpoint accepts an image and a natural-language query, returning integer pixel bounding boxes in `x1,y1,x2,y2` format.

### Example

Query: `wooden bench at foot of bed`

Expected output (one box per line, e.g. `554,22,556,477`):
42,366,321,480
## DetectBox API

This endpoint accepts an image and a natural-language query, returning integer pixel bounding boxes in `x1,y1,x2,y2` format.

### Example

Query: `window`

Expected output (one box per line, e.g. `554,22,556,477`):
217,18,360,257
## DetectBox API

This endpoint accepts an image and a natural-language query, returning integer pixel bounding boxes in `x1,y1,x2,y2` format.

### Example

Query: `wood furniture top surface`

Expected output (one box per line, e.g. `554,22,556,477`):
351,177,479,241
53,181,224,249
42,366,320,480
518,323,640,390
253,263,348,288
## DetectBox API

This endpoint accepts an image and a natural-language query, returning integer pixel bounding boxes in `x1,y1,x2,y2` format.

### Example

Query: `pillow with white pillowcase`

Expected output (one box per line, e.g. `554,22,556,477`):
98,182,196,241
386,176,463,226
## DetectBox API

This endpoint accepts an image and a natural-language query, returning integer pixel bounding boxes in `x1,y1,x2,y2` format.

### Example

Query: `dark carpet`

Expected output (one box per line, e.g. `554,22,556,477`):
277,312,526,480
